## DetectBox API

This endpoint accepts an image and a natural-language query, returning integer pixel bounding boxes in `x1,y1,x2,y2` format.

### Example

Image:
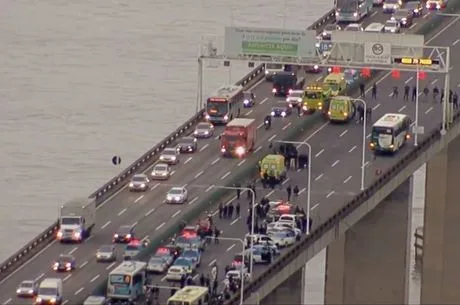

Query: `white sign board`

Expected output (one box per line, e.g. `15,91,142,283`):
364,42,391,65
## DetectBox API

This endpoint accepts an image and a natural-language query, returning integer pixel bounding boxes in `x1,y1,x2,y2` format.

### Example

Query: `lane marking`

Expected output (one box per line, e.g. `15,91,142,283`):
194,170,204,178
63,301,68,305
199,144,209,152
304,122,329,142
366,133,371,139
339,130,348,137
209,259,217,266
349,145,357,153
205,185,215,192
211,158,220,165
405,76,413,84
106,262,117,270
74,287,84,295
266,190,275,197
282,122,292,130
155,222,166,231
68,247,78,255
454,39,460,46
431,79,438,85
101,221,111,229
398,105,406,112
226,244,236,251
184,157,193,164
118,208,127,216
134,195,144,203
299,187,306,195
409,23,417,30
425,106,434,114
326,191,335,198
331,160,340,168
171,170,176,176
260,97,268,104
245,110,253,116
343,176,352,184
315,149,324,158
237,160,246,166
86,236,93,242
171,210,182,218
214,135,220,140
372,104,381,111
311,203,319,210
371,11,377,17
161,275,167,282
388,92,393,97
79,261,88,269
2,299,11,305
35,273,45,281
221,171,231,180
182,184,188,188
315,75,323,81
268,134,277,141
282,177,290,185
426,14,457,43
230,218,239,225
145,208,155,217
362,161,370,168
257,122,264,129
63,274,72,282
315,173,324,181
255,146,262,153
131,221,138,227
189,197,199,205
90,274,100,283
151,183,160,190
423,12,430,19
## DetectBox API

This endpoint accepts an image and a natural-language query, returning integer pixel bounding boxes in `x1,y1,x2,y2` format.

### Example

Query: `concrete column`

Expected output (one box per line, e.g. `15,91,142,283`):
324,177,412,305
421,135,460,304
260,268,302,305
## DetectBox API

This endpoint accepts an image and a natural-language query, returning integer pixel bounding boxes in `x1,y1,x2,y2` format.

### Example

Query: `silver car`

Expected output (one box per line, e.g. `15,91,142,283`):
286,90,304,108
193,122,214,138
16,280,38,297
384,19,401,33
166,187,188,204
151,163,171,180
146,256,169,273
159,148,180,165
128,174,149,192
344,23,363,32
96,244,116,262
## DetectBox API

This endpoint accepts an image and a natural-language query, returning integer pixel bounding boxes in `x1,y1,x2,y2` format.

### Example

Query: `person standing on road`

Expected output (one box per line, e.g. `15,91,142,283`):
218,203,224,219
412,86,417,102
371,83,377,100
286,185,292,201
392,86,399,99
403,85,410,101
214,227,220,244
293,185,299,197
454,92,458,109
236,201,240,218
228,202,234,219
223,204,228,219
359,83,365,98
235,182,241,199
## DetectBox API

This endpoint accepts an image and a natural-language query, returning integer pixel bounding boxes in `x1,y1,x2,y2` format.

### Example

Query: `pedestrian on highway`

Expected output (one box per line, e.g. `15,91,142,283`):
449,89,453,105
454,92,458,109
286,185,292,201
228,202,234,218
180,274,186,288
218,203,224,219
308,216,313,233
223,204,228,219
205,275,211,289
186,274,194,285
235,182,241,199
236,201,240,218
214,227,220,244
423,86,429,99
366,107,372,122
441,89,445,103
200,273,205,286
392,86,399,99
246,183,252,200
212,280,218,295
359,83,365,98
371,83,377,99
403,85,410,101
297,105,302,116
251,182,257,199
412,86,417,102
357,104,364,123
433,86,439,102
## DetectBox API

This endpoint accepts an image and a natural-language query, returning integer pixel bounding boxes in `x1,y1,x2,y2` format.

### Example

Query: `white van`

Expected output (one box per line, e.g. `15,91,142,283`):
364,23,385,33
35,278,63,305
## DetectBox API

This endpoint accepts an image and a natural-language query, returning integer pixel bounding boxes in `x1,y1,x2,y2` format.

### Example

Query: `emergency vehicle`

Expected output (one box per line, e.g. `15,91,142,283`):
303,83,331,113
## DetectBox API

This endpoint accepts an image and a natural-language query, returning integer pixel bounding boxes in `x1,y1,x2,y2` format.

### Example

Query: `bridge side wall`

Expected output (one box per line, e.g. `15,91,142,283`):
259,268,302,305
324,177,412,305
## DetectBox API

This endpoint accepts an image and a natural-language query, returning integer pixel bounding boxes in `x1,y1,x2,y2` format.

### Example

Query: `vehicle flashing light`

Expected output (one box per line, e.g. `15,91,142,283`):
182,232,197,238
236,146,246,156
56,231,63,238
157,247,169,254
288,89,293,94
272,88,277,93
126,234,132,239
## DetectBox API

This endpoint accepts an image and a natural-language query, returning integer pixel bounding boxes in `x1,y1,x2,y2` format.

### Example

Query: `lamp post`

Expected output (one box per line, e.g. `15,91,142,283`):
414,65,421,147
352,98,367,191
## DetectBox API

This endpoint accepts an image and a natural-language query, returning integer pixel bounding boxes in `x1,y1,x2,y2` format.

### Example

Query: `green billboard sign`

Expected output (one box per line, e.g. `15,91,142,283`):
241,41,299,57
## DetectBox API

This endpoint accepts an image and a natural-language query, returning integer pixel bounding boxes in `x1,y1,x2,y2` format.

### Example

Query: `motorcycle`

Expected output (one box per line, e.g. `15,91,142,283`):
264,119,271,130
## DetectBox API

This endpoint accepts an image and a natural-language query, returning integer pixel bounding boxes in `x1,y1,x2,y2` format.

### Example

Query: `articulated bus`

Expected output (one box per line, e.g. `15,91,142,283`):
335,0,373,22
370,113,412,153
107,261,147,302
167,286,209,305
205,85,243,124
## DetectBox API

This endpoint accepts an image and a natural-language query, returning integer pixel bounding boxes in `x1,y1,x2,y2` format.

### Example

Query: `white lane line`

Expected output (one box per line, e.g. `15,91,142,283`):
266,190,275,197
205,185,215,192
230,218,239,225
315,149,324,158
339,130,348,137
171,210,182,218
315,173,324,181
2,298,11,305
79,261,88,268
260,97,268,104
237,160,246,166
74,287,84,295
326,191,335,198
331,160,340,168
311,203,319,210
199,144,209,152
363,161,370,168
35,273,45,281
86,236,94,242
405,76,413,84
245,110,253,116
372,104,381,111
431,79,438,85
304,121,329,142
90,274,100,283
118,208,127,216
226,244,236,251
398,105,407,112
423,12,430,19
255,146,262,153
366,133,371,139
182,184,188,188
214,135,220,140
299,187,306,195
454,39,460,46
282,177,291,185
184,157,193,164
106,262,117,270
63,301,68,305
343,176,352,184
155,222,166,231
131,221,138,227
211,158,220,165
161,275,167,282
68,247,78,255
315,75,323,81
195,170,204,178
145,208,155,217
409,23,417,30
371,11,377,17
101,221,111,229
151,183,160,190
189,197,199,205
425,106,434,114
388,92,393,97
63,274,72,282
221,171,231,180
282,122,292,130
349,145,357,153
209,259,217,266
268,134,277,141
134,195,144,203
257,122,264,129
171,170,176,176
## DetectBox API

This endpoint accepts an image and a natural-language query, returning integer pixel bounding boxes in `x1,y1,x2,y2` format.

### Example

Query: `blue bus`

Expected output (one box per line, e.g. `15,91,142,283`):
107,261,147,302
335,0,373,22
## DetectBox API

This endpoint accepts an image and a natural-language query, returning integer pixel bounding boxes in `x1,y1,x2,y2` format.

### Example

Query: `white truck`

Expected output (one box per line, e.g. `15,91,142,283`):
35,278,63,305
56,197,96,243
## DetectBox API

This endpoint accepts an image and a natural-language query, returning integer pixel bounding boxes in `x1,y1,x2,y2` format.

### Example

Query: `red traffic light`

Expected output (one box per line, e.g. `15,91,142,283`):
417,71,426,80
361,68,371,78
391,69,400,79
332,66,341,74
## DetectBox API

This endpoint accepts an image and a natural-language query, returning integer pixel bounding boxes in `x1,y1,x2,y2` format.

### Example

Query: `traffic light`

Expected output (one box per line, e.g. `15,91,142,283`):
361,68,371,78
391,69,400,79
332,66,341,74
417,71,426,80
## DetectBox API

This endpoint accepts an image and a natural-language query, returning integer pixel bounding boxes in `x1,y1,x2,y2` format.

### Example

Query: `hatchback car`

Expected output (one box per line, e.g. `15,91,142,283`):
52,254,76,272
16,280,39,297
270,101,292,118
384,19,401,33
113,225,135,243
320,23,341,40
166,265,188,281
166,187,188,204
151,163,171,180
96,244,116,262
177,136,198,153
159,147,180,165
405,0,424,16
391,9,413,27
128,174,149,192
286,90,304,108
193,122,214,138
147,256,170,274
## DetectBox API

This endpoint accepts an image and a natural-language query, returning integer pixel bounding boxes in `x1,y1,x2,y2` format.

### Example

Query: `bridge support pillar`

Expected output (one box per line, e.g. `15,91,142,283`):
421,136,460,304
324,177,412,305
259,267,302,305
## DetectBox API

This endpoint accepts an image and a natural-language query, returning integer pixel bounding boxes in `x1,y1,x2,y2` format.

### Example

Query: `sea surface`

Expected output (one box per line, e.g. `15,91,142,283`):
0,0,425,303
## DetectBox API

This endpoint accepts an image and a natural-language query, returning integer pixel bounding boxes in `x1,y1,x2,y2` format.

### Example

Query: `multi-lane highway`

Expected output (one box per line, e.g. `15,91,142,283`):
0,6,457,305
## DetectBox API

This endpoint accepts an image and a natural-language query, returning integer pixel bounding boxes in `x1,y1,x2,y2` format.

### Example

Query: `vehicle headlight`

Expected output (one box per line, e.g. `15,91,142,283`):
335,11,339,16
16,289,20,293
315,42,320,48
167,195,173,200
175,197,181,201
322,31,327,36
353,12,358,17
224,115,229,120
391,29,395,32
221,147,226,153
281,111,286,117
383,4,388,8
297,98,302,102
97,253,101,258
426,3,430,8
66,262,71,267
205,114,210,119
236,147,245,156
50,298,56,303
129,183,134,187
171,156,176,160
126,234,132,238
57,231,63,238
414,8,419,13
160,156,165,160
36,297,42,303
271,111,275,116
73,231,81,238
302,105,308,111
162,172,167,176
272,88,277,93
314,65,319,69
194,130,198,135
343,112,348,117
328,67,332,73
265,70,269,74
436,4,440,9
140,183,146,188
204,131,209,134
54,262,59,267
244,99,249,104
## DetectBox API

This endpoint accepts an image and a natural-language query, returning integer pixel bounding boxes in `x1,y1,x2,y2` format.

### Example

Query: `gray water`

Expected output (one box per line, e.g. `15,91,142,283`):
0,0,425,303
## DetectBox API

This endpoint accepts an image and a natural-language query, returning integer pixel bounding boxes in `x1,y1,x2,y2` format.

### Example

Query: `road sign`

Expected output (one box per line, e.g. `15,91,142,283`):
224,27,316,58
364,42,391,65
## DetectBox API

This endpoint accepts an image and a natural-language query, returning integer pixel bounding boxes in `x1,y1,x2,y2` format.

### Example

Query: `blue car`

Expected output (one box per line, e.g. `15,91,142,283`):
181,249,202,267
52,254,76,272
172,257,195,274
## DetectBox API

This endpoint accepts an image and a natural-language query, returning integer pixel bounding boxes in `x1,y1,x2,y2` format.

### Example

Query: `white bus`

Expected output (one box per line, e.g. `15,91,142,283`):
370,113,412,153
107,261,147,302
167,286,209,305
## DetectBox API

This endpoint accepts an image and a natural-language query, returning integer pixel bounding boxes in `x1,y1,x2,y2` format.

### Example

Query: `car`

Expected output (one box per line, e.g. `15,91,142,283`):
113,225,135,243
159,147,180,165
265,63,285,81
166,265,188,281
253,244,280,257
320,24,341,40
174,235,206,251
150,163,171,180
245,234,275,246
244,246,275,264
123,240,147,260
391,9,413,27
224,269,251,286
267,229,297,247
384,19,401,33
193,122,214,138
96,244,116,262
231,253,251,269
383,0,403,13
177,136,198,153
426,0,447,10
270,101,292,118
243,91,256,108
52,254,76,272
128,173,149,192
146,256,170,273
181,249,202,267
166,186,188,204
304,64,322,73
373,0,384,6
286,90,304,108
156,244,182,260
267,223,302,239
344,23,363,32
16,280,39,297
405,1,424,16
172,257,195,274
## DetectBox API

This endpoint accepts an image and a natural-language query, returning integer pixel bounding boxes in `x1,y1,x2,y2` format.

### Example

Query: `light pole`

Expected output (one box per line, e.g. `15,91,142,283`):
271,140,312,234
414,65,420,146
352,98,367,191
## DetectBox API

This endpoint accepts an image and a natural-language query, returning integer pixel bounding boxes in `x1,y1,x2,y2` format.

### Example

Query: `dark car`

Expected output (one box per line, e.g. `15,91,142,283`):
304,65,322,73
405,1,424,16
272,72,297,97
177,136,198,153
113,225,135,243
52,254,76,272
391,9,413,27
270,101,292,118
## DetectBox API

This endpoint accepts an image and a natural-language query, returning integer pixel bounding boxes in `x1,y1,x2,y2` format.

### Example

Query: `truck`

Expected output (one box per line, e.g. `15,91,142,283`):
220,118,256,158
205,85,244,124
56,197,96,243
302,82,331,113
35,278,63,305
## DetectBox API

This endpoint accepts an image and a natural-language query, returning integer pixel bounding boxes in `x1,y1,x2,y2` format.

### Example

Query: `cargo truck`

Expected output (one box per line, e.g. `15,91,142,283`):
220,118,256,158
56,197,96,243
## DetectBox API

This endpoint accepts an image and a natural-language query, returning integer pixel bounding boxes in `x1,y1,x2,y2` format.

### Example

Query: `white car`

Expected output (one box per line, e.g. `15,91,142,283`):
159,148,180,165
267,229,297,247
384,19,401,33
373,0,384,5
344,23,363,32
286,90,304,108
166,187,188,204
245,234,275,246
224,269,251,286
147,256,169,274
166,266,188,281
267,222,302,236
151,163,171,180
